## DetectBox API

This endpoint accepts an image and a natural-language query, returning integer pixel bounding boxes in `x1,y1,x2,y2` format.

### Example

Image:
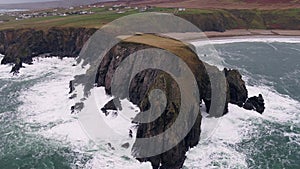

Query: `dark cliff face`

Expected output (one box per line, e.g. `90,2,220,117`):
0,27,97,64
177,13,237,32
95,34,258,169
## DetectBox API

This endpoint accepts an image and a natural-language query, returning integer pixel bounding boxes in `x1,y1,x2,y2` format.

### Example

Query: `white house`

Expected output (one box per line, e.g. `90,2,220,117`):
178,8,186,12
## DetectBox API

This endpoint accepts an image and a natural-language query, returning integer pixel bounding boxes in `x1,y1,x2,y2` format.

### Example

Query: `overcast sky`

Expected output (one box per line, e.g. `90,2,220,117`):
0,0,112,9
0,0,58,4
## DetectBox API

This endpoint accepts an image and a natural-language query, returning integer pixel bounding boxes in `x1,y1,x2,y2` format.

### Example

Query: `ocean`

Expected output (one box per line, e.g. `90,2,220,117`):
0,37,299,169
0,9,28,13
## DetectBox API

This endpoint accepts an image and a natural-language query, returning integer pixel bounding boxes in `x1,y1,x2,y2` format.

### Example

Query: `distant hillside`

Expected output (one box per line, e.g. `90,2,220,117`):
0,0,114,10
100,0,300,9
1,0,300,10
1,7,300,31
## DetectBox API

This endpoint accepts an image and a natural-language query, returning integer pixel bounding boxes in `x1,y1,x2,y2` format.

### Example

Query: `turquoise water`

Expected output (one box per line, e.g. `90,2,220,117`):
0,41,299,169
214,41,300,169
216,42,300,102
0,61,91,169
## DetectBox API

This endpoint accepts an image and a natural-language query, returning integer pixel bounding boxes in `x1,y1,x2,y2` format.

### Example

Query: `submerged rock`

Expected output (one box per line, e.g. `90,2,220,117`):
101,98,122,116
69,80,75,94
243,94,265,114
121,142,130,149
10,58,24,75
70,102,84,114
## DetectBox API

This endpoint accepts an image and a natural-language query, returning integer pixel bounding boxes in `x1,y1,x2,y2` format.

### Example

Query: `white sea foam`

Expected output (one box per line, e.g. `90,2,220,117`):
184,38,300,168
16,57,88,143
15,57,151,169
0,9,28,13
4,37,299,169
5,56,299,169
192,36,300,46
184,83,300,168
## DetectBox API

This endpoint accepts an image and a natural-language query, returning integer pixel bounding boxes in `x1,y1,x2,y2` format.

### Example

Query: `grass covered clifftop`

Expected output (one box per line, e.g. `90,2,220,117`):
0,27,96,64
1,6,300,66
1,7,300,31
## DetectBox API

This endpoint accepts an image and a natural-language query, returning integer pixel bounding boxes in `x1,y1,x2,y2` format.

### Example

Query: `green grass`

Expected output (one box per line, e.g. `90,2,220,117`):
0,14,15,22
178,9,217,14
0,7,300,31
0,10,141,30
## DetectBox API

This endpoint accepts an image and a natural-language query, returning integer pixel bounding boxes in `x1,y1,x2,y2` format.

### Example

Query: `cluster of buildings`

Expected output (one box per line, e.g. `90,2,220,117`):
107,4,154,13
14,9,94,20
0,4,187,22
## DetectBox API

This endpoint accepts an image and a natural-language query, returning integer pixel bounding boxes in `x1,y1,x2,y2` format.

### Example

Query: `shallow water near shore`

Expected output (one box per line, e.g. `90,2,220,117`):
0,38,299,169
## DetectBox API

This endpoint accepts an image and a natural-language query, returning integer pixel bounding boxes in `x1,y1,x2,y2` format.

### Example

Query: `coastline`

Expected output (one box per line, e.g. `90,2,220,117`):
164,29,300,42
205,29,300,38
2,28,300,67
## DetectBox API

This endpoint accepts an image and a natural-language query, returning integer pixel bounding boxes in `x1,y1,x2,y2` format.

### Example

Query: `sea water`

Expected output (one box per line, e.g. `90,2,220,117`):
0,37,299,169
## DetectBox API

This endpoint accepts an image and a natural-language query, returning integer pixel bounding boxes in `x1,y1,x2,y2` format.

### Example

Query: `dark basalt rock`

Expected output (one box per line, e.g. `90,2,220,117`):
101,98,122,116
121,142,130,149
243,94,265,114
69,80,75,94
70,102,84,114
10,58,24,75
224,68,248,107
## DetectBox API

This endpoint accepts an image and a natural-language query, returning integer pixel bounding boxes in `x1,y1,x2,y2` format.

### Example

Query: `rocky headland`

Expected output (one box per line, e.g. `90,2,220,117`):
0,28,265,169
94,34,265,168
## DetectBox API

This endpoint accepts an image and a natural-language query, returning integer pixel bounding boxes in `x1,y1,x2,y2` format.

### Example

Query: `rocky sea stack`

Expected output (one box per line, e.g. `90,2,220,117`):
0,28,265,168
95,34,265,168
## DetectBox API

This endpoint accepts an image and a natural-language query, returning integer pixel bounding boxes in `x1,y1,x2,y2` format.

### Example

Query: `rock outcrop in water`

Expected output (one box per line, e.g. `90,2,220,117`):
243,94,265,114
224,68,248,107
95,34,205,169
95,34,264,169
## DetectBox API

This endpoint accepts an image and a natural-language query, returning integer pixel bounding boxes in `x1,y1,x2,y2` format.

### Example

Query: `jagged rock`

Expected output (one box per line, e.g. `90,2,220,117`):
10,58,24,75
121,143,130,149
107,143,115,150
70,102,84,114
69,80,75,94
202,64,229,116
243,94,265,114
69,93,77,99
224,68,248,107
101,98,122,116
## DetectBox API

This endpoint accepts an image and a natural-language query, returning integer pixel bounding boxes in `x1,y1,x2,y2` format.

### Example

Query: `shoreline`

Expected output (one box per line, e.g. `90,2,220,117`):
164,29,300,42
205,29,300,38
2,28,300,67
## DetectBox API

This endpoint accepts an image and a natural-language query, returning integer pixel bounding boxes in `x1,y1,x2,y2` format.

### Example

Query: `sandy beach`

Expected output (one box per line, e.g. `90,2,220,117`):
205,29,300,38
162,29,300,42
